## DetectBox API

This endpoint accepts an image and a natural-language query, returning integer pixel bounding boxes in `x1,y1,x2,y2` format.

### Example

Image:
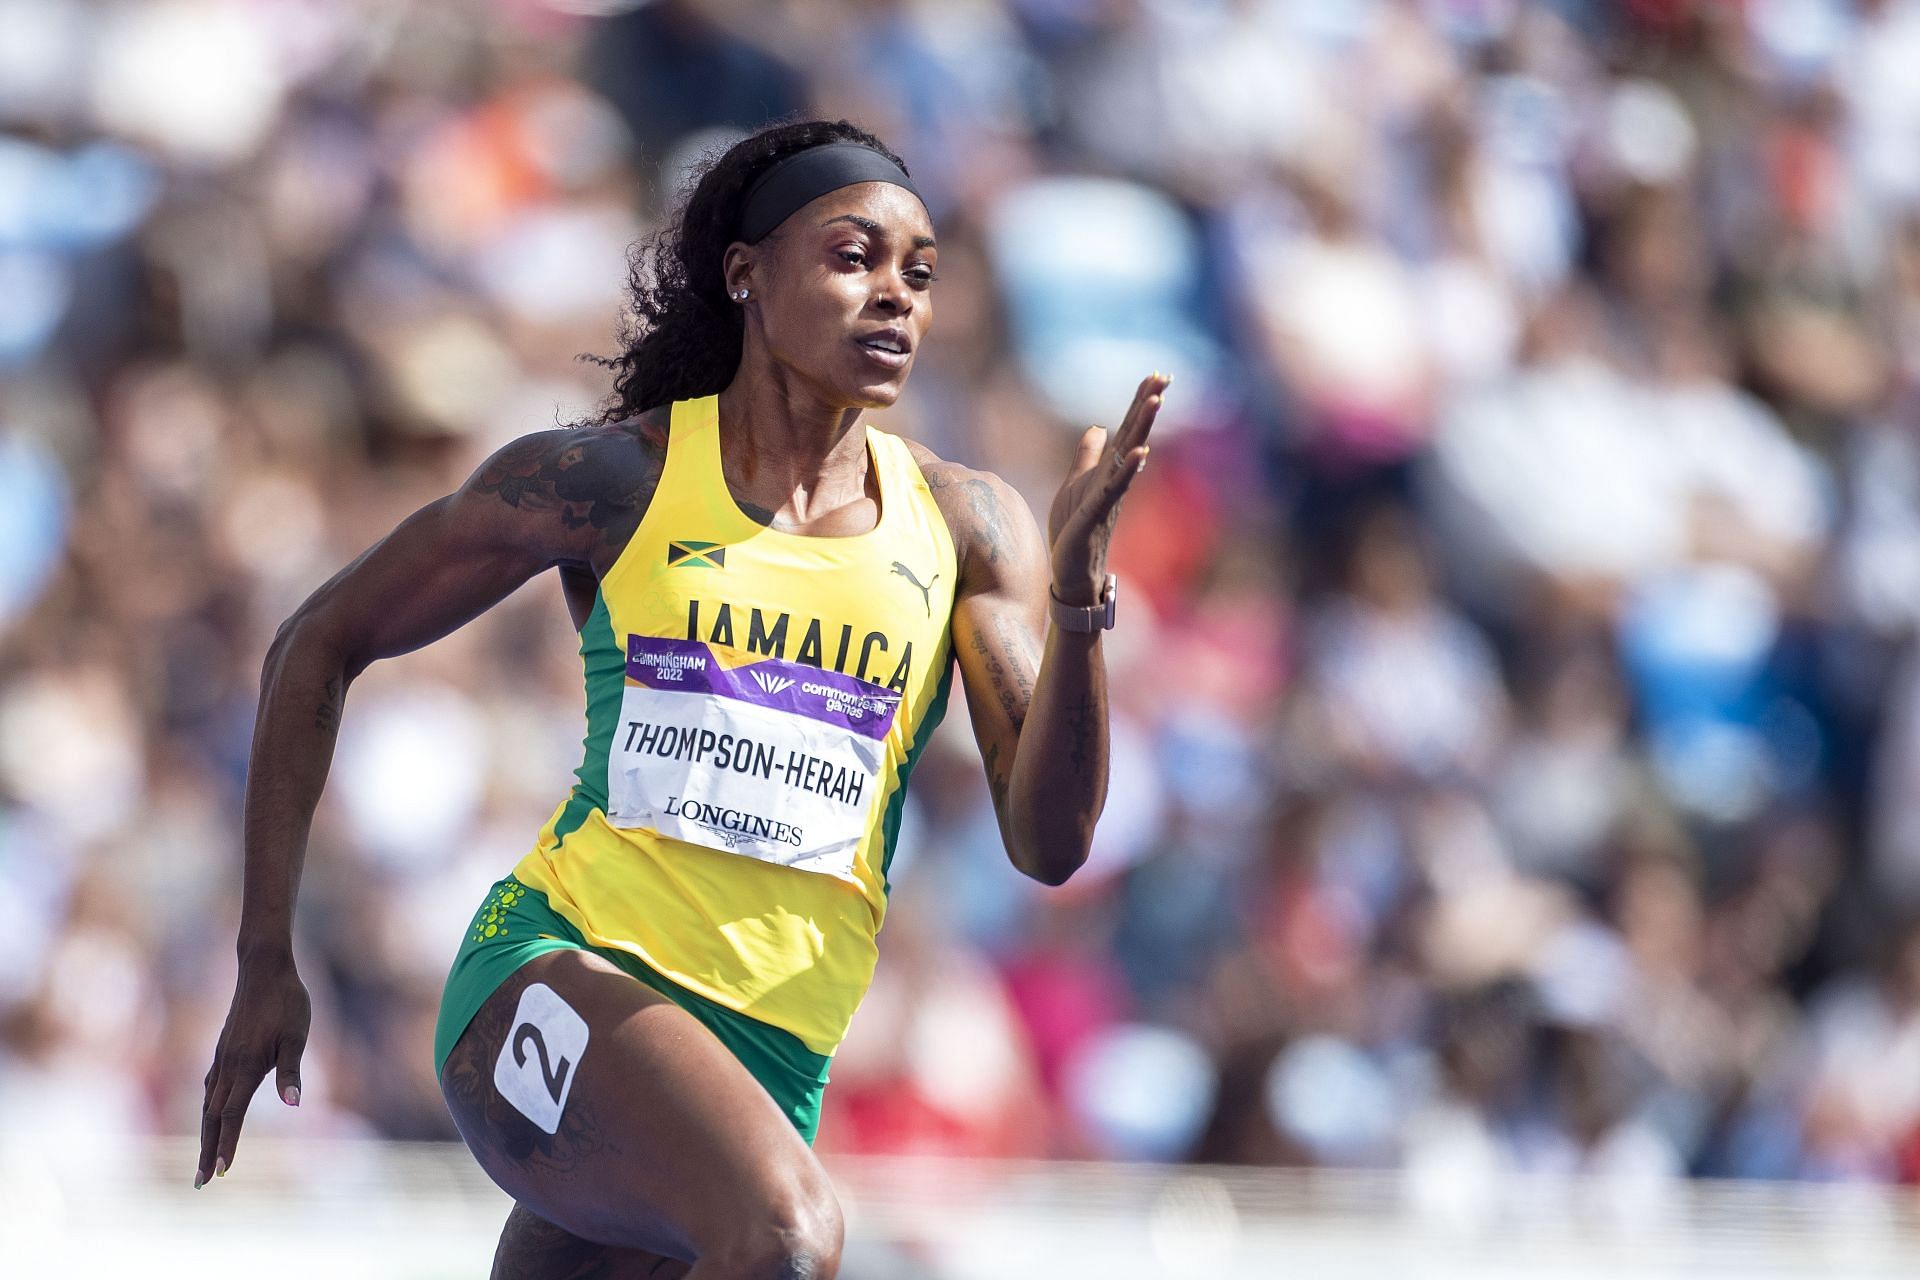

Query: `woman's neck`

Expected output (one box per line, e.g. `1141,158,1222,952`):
714,363,873,522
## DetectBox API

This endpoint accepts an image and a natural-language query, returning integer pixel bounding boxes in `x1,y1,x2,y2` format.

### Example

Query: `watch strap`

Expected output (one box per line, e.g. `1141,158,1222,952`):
1049,574,1117,632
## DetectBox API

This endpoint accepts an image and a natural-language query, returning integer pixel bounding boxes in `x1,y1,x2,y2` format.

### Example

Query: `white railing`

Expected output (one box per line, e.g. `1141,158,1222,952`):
8,1138,1920,1277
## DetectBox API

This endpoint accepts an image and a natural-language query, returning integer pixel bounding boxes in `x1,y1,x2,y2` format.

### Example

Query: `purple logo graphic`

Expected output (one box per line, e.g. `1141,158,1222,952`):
625,635,901,740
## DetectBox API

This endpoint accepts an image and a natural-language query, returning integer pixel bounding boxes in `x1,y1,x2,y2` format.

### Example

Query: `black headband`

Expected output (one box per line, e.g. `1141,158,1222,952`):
736,142,925,245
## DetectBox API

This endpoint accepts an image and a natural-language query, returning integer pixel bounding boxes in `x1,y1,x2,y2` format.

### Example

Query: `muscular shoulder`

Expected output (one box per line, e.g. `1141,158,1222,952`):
900,437,1040,588
464,405,672,571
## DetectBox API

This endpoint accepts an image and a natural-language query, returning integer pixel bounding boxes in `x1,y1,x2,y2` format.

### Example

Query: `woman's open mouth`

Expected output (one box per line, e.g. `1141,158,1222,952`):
854,336,910,370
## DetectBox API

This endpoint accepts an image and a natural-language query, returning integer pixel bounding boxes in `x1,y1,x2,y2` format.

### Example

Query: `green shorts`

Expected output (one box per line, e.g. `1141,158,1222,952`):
434,875,833,1144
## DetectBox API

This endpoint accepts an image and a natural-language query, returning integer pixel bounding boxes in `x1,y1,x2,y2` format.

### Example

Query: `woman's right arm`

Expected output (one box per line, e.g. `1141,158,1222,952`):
195,421,663,1188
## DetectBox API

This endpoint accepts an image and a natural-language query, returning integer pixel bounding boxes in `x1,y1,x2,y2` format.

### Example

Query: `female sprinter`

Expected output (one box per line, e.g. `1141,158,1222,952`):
196,118,1168,1278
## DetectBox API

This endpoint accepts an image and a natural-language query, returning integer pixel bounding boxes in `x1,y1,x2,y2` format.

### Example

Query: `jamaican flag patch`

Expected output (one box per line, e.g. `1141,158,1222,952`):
667,540,727,569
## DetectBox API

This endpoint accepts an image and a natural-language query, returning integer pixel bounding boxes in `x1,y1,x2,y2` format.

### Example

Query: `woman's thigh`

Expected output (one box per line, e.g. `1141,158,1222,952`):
439,946,838,1268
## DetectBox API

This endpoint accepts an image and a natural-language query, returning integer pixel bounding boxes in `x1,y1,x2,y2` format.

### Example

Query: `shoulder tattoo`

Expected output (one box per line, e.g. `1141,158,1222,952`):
924,465,1016,573
473,416,669,552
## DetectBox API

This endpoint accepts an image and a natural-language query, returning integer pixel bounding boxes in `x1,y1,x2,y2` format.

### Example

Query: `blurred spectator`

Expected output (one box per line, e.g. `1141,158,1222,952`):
7,0,1920,1192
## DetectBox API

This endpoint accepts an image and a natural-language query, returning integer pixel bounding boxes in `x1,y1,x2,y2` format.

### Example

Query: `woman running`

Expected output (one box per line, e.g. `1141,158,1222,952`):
197,118,1167,1278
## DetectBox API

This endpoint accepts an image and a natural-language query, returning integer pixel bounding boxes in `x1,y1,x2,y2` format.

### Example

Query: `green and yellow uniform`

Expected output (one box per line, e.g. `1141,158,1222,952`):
435,393,957,1142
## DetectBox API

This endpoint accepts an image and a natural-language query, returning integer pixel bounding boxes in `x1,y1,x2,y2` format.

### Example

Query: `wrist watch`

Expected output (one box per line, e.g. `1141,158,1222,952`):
1049,573,1118,632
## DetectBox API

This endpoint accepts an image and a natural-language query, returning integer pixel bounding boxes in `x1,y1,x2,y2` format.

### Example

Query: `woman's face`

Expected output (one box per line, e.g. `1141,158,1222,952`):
735,180,937,409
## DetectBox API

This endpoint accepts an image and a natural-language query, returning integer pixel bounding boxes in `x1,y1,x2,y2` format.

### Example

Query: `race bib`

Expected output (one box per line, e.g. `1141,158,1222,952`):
606,635,902,883
494,982,587,1135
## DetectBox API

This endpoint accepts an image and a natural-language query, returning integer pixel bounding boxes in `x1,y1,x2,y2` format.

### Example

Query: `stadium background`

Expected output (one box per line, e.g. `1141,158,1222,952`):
7,0,1920,1273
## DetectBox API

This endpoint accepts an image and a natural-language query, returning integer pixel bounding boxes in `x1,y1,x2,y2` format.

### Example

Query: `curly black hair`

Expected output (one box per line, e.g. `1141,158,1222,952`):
582,117,911,425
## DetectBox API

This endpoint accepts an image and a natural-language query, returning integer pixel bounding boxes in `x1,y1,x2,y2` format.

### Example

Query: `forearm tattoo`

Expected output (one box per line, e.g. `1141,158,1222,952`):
969,626,1024,731
1066,693,1098,776
983,740,1010,812
992,614,1038,706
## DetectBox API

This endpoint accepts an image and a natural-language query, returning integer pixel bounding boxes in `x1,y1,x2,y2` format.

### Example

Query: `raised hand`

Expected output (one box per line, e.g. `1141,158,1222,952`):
1046,372,1169,604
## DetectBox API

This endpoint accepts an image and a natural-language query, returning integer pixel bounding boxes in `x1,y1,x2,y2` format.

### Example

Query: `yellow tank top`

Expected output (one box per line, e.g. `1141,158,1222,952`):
512,392,958,1056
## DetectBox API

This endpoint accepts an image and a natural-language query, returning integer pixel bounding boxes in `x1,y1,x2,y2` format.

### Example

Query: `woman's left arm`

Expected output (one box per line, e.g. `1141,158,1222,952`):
940,373,1168,884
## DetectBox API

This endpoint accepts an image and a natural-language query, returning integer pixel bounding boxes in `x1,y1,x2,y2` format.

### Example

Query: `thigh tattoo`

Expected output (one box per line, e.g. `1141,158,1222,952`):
443,975,620,1177
495,983,590,1134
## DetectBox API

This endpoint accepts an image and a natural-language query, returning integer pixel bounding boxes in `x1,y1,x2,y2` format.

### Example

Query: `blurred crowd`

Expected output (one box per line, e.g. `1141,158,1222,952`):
8,0,1920,1212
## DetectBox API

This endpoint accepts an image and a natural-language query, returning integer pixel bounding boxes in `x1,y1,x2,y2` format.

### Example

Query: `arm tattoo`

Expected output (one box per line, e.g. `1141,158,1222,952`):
1067,693,1098,775
969,626,1025,731
926,469,1014,571
972,616,1038,819
983,740,1010,813
956,478,1012,567
966,608,1039,735
991,614,1038,707
472,419,667,553
314,676,341,734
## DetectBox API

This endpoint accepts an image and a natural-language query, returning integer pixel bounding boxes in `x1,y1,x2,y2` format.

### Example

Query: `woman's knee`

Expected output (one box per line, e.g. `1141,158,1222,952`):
702,1179,843,1279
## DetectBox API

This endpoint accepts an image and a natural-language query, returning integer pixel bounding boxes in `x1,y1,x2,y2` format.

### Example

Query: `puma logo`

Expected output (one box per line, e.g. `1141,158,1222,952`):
890,561,938,617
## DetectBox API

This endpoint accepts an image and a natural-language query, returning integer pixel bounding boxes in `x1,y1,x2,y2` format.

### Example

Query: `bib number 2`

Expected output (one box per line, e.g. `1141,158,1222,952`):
513,1023,570,1103
493,983,589,1134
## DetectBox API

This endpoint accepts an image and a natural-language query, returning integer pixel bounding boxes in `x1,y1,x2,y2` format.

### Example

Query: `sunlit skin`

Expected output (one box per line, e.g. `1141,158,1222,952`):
195,168,1169,1278
709,182,940,536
